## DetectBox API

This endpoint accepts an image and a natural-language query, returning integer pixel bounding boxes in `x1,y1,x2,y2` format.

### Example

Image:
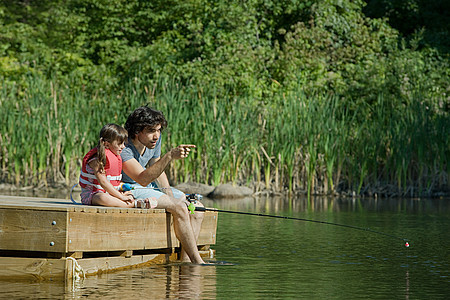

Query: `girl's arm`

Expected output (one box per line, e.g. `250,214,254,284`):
89,159,134,203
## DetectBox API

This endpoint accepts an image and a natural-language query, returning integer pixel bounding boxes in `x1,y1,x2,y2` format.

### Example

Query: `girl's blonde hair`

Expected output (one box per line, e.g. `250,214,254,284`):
97,123,128,172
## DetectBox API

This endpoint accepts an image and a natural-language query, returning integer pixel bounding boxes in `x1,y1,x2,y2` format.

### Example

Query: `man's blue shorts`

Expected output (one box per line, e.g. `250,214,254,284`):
129,182,184,200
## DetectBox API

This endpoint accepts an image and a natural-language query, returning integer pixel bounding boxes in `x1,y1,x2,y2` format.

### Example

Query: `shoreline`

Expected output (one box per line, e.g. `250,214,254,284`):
0,181,448,200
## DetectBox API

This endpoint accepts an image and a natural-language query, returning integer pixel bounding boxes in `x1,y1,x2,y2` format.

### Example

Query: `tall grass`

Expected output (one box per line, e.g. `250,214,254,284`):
0,75,448,197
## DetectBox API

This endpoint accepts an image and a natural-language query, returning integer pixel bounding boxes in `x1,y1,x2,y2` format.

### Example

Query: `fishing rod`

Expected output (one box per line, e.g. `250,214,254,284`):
192,205,410,247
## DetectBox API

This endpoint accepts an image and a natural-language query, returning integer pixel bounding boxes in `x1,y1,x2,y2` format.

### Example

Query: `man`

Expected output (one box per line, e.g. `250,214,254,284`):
121,106,206,264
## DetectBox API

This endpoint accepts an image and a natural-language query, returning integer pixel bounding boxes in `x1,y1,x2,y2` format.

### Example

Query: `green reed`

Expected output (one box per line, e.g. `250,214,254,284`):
0,75,447,197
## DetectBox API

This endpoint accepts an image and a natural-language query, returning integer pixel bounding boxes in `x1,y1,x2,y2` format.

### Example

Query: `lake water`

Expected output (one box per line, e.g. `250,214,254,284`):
1,193,449,299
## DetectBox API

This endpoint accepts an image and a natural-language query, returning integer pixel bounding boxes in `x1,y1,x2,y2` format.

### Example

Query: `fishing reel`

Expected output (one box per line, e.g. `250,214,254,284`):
186,193,203,203
119,183,134,192
186,193,203,215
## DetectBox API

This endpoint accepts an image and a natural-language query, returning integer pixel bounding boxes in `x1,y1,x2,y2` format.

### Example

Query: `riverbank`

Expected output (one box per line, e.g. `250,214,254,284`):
0,180,448,200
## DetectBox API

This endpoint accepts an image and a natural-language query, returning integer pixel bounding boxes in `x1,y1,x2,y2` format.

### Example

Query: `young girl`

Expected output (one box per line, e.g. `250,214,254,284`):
79,123,153,208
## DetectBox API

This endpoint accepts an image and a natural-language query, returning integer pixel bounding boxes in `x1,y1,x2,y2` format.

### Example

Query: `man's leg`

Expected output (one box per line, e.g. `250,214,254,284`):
180,202,205,262
130,184,206,264
156,194,205,264
170,189,205,262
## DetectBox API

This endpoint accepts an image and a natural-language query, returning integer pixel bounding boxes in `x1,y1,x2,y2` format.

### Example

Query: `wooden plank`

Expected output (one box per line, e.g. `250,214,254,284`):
67,210,179,252
0,257,66,281
198,211,218,245
0,195,125,213
121,250,133,258
67,252,83,259
0,208,68,252
0,195,77,211
0,253,178,280
74,253,178,277
0,250,214,281
199,249,216,259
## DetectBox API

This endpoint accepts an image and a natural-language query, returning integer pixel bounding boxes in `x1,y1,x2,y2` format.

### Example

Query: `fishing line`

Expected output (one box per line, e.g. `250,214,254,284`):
193,206,410,247
70,184,79,204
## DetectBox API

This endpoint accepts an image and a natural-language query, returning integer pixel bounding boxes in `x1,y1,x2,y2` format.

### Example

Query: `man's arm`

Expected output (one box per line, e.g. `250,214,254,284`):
122,145,195,187
153,165,174,198
122,154,171,187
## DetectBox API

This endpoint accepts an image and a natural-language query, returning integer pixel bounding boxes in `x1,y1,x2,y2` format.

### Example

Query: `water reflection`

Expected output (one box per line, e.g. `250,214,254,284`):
68,264,216,299
0,264,217,299
212,197,449,299
0,187,70,199
208,195,450,214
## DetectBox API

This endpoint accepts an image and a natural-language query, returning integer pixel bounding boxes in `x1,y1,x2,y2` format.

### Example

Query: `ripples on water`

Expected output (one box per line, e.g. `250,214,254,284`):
0,191,449,299
0,264,217,299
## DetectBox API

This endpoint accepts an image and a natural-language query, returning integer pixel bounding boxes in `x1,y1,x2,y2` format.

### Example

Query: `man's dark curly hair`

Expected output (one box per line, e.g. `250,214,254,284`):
125,106,168,139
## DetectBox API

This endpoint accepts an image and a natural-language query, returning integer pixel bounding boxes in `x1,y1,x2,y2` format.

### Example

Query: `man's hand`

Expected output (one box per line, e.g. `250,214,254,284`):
171,144,196,160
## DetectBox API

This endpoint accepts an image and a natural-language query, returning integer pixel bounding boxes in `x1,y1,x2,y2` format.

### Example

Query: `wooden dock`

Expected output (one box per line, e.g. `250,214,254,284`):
0,195,218,281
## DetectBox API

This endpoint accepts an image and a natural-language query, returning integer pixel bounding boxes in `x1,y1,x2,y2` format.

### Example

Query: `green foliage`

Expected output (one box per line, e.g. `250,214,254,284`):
0,0,448,196
1,0,447,102
363,0,450,54
1,75,447,197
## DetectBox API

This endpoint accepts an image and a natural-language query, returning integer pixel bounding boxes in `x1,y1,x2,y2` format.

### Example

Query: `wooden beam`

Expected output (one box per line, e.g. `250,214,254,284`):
66,210,179,252
0,257,66,281
0,208,68,252
74,253,178,277
67,252,83,259
198,211,218,245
